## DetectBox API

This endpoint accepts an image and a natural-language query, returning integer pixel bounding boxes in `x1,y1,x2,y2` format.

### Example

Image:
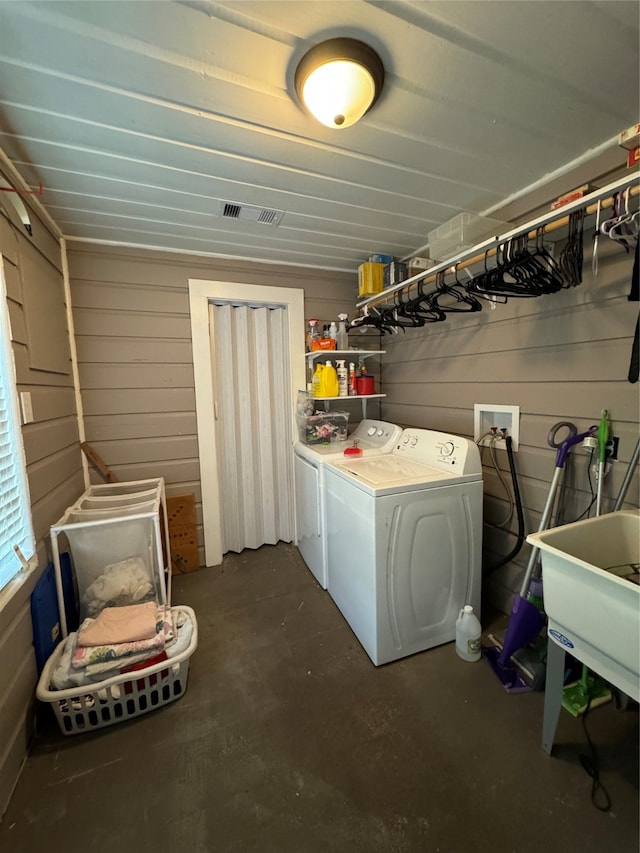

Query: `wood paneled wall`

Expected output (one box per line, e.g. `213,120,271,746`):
66,243,359,567
379,208,639,613
66,192,639,619
0,189,83,819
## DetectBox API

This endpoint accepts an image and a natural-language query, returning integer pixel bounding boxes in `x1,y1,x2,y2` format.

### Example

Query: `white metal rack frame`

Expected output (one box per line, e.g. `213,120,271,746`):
50,478,171,636
358,173,640,310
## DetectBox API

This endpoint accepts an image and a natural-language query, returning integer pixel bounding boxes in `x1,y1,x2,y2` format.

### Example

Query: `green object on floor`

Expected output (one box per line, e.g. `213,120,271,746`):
562,664,612,717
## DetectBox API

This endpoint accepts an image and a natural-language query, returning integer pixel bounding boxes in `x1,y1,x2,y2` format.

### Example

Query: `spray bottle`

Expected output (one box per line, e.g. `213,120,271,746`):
306,319,319,352
336,314,349,350
336,360,348,397
327,321,337,350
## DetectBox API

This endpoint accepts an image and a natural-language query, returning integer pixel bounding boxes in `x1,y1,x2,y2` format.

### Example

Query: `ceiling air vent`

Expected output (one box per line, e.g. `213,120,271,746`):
218,201,283,226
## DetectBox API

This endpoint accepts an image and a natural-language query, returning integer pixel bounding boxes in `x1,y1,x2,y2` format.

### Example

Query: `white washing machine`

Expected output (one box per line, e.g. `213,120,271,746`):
294,419,402,589
324,428,483,665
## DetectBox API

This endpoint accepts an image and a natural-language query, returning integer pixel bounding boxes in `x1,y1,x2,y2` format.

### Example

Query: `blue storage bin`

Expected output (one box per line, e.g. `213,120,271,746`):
30,553,78,674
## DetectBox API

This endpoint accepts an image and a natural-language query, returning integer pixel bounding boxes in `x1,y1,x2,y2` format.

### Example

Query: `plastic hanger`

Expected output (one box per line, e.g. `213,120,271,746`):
404,274,447,323
428,265,482,313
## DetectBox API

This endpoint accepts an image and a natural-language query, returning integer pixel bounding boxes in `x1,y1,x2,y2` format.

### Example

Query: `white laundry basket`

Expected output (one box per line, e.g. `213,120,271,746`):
36,605,197,736
38,479,197,736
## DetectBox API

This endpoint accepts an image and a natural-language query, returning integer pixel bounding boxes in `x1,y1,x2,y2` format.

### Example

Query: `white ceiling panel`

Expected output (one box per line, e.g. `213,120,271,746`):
0,0,637,270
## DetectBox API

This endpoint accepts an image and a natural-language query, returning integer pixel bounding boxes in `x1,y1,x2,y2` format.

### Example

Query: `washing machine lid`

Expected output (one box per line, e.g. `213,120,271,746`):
328,454,480,495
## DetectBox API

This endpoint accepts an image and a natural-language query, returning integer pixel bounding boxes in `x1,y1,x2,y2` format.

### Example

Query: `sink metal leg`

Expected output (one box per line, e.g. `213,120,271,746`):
542,638,565,755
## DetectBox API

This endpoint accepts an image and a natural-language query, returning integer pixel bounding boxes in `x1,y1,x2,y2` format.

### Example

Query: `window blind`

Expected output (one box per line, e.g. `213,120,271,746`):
0,263,34,590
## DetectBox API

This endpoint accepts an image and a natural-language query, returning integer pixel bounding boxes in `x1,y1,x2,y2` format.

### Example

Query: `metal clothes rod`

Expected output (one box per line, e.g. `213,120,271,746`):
358,172,640,309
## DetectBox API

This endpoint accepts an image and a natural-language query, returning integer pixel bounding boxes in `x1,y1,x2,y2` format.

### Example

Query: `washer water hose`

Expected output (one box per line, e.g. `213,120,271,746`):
484,435,526,574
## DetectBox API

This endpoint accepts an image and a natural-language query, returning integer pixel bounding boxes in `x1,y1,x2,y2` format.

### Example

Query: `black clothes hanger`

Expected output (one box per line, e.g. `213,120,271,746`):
427,266,483,313
372,303,401,335
467,249,509,303
469,228,566,300
403,274,447,323
382,289,426,329
510,230,563,296
559,209,585,288
351,304,397,336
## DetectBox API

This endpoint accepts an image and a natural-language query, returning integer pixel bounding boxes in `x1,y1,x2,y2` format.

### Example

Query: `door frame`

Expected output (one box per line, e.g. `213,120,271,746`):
189,279,305,567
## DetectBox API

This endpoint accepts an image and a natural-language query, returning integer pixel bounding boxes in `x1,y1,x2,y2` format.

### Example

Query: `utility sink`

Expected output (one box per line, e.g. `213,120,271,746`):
527,509,640,701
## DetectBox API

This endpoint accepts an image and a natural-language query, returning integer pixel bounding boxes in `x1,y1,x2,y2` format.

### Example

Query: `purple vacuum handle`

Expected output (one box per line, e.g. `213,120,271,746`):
547,421,597,468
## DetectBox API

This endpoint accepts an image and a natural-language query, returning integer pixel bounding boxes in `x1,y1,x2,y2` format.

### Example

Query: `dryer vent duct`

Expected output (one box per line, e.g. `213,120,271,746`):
219,201,283,226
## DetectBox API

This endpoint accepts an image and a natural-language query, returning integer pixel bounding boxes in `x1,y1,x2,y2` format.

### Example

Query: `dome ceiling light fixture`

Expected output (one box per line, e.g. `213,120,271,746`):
294,37,384,129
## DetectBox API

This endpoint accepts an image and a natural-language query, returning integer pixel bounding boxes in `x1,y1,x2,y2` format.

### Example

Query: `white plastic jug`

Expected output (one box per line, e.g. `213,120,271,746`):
336,360,348,397
455,605,481,662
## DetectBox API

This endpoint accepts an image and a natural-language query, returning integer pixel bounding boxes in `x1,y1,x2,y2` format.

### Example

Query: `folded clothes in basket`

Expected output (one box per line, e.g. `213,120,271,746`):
77,601,159,646
50,608,194,691
72,606,174,670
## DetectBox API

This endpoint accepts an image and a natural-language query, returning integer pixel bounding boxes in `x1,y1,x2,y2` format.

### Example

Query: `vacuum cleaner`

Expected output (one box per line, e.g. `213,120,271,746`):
483,420,598,692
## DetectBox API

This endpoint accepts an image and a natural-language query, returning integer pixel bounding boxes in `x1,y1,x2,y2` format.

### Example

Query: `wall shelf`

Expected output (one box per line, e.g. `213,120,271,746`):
315,393,385,419
305,349,385,362
306,350,385,419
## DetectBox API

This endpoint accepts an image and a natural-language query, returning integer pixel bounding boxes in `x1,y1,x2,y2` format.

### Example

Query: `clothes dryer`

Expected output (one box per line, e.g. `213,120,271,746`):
294,419,402,588
324,428,483,665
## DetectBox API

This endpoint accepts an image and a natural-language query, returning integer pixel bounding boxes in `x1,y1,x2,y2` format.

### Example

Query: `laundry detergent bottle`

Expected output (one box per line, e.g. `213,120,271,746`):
319,360,339,397
311,362,324,397
455,605,481,662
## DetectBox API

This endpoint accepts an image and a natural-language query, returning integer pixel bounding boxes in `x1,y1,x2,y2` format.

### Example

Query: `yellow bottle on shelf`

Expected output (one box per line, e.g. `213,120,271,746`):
319,360,339,397
311,363,324,397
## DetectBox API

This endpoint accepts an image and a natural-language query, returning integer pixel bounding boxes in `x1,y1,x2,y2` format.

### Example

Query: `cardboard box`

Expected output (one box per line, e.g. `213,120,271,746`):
407,257,435,276
383,260,408,288
618,123,640,149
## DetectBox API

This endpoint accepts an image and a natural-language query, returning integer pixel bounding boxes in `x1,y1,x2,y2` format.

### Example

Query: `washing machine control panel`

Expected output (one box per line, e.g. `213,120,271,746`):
394,429,481,475
351,420,403,452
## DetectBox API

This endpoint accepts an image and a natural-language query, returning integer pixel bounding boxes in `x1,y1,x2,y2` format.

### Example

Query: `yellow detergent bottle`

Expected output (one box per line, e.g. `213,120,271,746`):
311,363,324,397
319,360,339,397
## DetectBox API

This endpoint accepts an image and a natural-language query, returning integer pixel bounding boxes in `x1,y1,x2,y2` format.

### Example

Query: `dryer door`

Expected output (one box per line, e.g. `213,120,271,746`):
294,453,326,587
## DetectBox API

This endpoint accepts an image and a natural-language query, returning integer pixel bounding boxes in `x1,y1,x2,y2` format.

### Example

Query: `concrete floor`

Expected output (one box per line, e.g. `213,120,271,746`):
2,543,638,853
